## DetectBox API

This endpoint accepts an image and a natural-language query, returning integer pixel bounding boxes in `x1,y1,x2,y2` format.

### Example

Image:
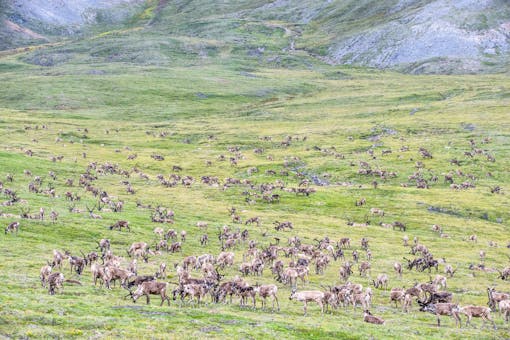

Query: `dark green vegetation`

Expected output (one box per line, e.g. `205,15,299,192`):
0,1,509,339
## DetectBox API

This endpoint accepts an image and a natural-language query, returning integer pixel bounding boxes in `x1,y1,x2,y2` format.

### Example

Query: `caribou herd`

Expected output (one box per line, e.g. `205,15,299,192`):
32,221,510,328
2,128,508,331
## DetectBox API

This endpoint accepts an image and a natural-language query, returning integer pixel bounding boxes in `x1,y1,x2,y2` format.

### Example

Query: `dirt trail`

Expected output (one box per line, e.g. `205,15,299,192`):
3,19,49,41
263,22,299,52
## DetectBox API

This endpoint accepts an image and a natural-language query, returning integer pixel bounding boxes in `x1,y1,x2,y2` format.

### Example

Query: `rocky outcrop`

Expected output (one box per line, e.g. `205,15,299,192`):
325,0,510,73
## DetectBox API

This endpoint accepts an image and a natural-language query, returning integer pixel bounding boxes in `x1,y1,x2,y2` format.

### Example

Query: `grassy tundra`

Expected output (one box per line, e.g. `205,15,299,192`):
0,5,510,339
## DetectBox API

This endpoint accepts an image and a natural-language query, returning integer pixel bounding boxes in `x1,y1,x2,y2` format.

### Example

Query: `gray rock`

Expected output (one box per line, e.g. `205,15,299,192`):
10,0,145,26
327,0,510,73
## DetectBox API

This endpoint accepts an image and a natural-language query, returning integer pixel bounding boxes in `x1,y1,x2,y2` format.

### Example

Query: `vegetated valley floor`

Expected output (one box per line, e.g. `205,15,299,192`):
0,30,509,339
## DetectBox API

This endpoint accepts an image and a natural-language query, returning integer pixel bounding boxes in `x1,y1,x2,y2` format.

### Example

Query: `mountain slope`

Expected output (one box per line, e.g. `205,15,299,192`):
0,0,145,49
245,0,510,73
1,0,509,73
321,0,510,73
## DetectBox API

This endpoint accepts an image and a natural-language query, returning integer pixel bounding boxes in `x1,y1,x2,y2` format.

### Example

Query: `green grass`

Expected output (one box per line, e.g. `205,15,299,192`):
0,5,509,339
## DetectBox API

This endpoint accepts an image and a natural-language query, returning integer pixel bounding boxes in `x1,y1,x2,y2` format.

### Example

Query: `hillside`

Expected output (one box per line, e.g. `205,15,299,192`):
1,0,510,73
0,0,145,50
256,0,510,73
0,1,509,339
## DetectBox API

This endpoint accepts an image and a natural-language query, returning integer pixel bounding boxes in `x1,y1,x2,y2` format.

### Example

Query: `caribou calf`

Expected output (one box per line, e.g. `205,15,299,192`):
372,274,388,289
108,267,134,288
40,263,53,287
359,261,371,277
289,289,324,316
91,263,111,288
131,281,171,306
68,255,86,275
98,238,111,253
419,302,460,327
255,284,280,311
363,310,385,325
487,287,509,312
499,300,510,323
109,220,130,232
126,275,156,289
47,272,81,295
5,221,19,234
456,305,496,329
394,262,402,278
390,288,405,308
